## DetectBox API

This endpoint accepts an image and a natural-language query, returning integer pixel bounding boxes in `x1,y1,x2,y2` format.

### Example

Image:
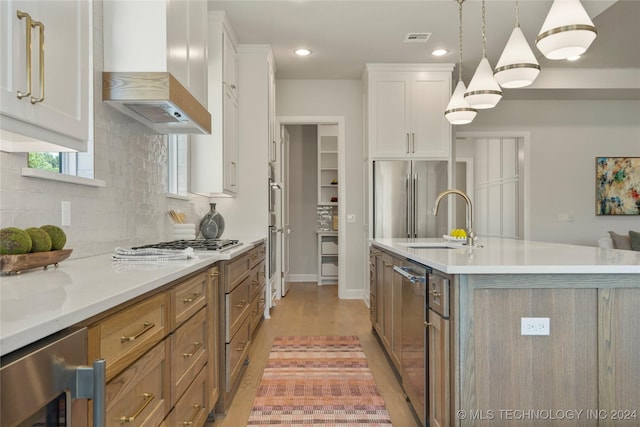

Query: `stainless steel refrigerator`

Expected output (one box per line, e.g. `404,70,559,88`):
373,160,449,238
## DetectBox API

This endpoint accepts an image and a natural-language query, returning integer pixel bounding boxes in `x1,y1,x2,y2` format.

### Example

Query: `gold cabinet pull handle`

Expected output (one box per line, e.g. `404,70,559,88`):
209,269,219,278
16,10,32,99
120,321,155,343
383,261,392,267
424,321,432,328
429,289,441,298
180,404,202,426
235,340,247,352
182,292,201,303
120,393,154,423
235,300,246,308
30,19,44,104
181,341,202,358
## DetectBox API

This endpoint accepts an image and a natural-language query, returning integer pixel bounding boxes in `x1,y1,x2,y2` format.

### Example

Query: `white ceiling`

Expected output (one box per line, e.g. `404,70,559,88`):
208,0,640,100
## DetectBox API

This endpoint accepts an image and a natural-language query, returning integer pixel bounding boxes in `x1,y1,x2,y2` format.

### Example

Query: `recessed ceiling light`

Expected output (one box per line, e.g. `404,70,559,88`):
294,48,312,56
432,49,449,57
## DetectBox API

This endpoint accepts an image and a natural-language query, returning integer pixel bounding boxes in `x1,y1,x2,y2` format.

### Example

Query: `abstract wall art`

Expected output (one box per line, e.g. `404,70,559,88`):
596,157,640,215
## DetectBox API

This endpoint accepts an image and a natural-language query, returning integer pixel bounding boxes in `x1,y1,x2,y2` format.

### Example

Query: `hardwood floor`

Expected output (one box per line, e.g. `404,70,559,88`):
210,282,421,426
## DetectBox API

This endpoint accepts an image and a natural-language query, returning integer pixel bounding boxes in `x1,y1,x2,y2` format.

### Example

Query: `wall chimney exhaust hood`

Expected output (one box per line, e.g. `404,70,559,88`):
103,72,211,135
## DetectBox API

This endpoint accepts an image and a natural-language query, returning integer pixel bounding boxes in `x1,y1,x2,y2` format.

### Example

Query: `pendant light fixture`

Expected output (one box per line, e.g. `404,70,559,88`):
536,0,597,60
494,0,540,88
445,0,477,125
464,0,502,109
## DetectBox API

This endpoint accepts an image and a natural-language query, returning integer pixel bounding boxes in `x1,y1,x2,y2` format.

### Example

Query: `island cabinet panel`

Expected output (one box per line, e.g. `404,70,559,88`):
598,288,640,425
206,267,220,411
462,287,598,427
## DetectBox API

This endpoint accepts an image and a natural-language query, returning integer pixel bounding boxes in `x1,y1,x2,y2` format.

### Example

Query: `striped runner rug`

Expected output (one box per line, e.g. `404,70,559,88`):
247,335,392,426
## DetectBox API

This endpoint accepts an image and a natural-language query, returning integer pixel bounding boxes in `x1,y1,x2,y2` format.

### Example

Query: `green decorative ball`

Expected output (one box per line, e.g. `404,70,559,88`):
25,227,52,252
41,225,67,250
0,227,33,255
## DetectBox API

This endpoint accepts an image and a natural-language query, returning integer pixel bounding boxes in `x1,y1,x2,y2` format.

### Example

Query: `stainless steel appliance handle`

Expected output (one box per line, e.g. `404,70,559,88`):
72,358,106,427
393,265,425,283
412,174,418,241
93,359,106,427
406,174,411,238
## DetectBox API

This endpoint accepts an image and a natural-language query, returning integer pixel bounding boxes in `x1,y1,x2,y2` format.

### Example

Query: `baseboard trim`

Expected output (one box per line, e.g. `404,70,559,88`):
289,274,318,282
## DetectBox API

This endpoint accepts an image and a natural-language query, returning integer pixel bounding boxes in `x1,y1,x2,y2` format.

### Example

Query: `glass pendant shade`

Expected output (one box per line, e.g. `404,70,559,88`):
536,0,597,60
494,26,541,88
464,57,502,109
445,81,477,125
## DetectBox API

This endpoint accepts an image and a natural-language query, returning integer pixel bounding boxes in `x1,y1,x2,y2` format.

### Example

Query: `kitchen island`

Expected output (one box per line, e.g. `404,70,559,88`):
370,237,640,427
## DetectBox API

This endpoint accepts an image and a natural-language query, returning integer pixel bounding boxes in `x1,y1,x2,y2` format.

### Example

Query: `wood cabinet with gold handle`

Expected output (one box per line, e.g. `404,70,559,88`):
182,293,201,304
120,321,155,343
119,393,154,423
181,341,203,358
179,404,202,426
16,10,32,99
235,340,247,352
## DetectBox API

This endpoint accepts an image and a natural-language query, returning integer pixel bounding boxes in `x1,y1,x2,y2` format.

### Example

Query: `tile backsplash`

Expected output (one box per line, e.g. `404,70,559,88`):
0,1,209,259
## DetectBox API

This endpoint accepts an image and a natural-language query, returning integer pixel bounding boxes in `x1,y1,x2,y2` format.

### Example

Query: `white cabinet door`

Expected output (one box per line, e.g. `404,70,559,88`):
368,69,451,159
370,73,411,157
410,73,451,158
0,0,89,151
167,0,207,107
189,12,238,196
223,85,238,194
223,31,238,98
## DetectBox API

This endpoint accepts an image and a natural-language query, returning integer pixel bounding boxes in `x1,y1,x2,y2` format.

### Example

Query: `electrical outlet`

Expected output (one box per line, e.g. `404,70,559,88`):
521,317,550,336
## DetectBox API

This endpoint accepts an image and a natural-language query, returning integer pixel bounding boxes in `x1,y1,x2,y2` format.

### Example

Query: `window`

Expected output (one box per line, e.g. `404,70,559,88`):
28,138,95,179
168,134,189,196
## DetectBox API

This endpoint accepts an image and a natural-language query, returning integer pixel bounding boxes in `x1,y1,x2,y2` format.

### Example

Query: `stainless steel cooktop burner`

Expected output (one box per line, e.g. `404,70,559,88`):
133,239,241,252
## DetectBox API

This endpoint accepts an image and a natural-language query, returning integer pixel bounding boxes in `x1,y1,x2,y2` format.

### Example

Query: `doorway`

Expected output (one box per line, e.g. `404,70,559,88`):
275,116,346,299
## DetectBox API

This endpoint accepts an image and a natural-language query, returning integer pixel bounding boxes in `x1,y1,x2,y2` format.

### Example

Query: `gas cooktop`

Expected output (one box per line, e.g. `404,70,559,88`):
132,239,241,252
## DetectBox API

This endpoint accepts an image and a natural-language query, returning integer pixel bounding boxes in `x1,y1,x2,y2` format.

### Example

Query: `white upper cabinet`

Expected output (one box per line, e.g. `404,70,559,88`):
0,0,90,152
103,0,208,107
191,11,239,196
364,64,454,159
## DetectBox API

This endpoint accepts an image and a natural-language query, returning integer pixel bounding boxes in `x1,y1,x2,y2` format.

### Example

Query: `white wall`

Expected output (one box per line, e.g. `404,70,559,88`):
276,80,365,295
0,1,210,258
287,125,318,277
460,100,640,246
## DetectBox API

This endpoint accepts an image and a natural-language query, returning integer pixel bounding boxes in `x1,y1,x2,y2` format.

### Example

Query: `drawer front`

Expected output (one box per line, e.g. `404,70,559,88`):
249,285,266,337
166,367,208,427
226,276,250,341
427,273,450,318
93,293,167,381
225,314,250,392
249,243,266,269
170,308,207,407
224,251,251,292
105,340,168,427
249,260,266,302
171,272,207,330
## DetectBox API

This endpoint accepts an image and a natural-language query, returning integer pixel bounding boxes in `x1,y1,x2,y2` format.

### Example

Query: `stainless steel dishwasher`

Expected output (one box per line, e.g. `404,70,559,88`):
394,260,430,426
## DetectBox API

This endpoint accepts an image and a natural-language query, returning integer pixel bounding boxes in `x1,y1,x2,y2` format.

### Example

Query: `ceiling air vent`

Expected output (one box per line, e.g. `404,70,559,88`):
404,33,432,43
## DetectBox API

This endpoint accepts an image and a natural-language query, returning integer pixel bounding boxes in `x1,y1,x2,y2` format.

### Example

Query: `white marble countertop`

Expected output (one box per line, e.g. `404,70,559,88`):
372,237,640,275
0,237,265,357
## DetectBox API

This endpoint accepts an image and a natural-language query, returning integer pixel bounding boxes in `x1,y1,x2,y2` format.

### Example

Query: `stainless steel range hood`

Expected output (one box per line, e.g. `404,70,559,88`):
103,72,211,135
